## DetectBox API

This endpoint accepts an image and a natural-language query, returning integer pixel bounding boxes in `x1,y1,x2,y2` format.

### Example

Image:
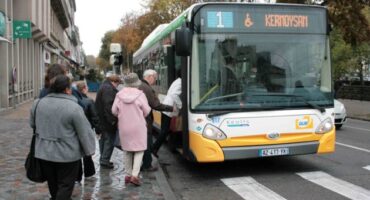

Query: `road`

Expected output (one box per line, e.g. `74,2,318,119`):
156,118,370,200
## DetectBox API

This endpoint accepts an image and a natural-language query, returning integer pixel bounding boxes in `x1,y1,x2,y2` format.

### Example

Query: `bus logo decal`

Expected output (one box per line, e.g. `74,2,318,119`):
244,13,254,28
267,132,280,140
295,116,313,129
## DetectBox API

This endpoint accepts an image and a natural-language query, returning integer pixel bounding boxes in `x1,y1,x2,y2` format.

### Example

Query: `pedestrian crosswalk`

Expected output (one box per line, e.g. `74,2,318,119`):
222,167,370,200
297,171,370,200
221,177,286,200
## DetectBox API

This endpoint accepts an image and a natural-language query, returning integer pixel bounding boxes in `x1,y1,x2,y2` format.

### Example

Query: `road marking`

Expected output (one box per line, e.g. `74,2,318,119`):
221,177,286,200
344,125,370,132
336,142,370,153
364,165,370,171
297,171,370,200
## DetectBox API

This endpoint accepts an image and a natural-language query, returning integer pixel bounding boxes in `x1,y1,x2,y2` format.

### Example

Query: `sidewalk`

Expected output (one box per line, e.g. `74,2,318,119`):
0,100,175,200
338,99,370,121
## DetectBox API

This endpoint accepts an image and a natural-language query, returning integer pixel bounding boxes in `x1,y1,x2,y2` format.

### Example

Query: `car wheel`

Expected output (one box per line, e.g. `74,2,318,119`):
335,124,342,130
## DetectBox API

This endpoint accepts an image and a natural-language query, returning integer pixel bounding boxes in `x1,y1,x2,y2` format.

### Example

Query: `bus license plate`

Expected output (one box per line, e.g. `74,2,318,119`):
259,148,289,157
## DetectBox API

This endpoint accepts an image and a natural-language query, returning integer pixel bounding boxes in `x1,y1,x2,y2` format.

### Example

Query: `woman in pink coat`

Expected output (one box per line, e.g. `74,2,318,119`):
112,73,151,186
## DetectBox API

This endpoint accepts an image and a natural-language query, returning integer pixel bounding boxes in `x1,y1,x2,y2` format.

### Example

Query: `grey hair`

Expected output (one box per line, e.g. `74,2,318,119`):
143,69,157,78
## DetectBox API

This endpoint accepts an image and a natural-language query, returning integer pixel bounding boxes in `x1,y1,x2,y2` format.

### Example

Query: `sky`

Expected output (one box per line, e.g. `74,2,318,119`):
75,0,144,57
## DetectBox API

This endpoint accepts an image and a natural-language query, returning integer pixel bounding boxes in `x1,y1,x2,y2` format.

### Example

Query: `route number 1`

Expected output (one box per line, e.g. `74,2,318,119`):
216,12,225,28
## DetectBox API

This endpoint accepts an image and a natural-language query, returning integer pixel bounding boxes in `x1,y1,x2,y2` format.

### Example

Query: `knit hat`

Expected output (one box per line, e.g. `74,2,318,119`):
123,73,141,88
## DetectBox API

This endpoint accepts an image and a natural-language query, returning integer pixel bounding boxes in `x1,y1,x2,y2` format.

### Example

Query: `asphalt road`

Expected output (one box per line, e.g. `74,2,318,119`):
156,118,370,200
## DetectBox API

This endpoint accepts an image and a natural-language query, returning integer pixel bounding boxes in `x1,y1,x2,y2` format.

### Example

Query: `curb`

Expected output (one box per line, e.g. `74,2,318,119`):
347,116,370,122
153,157,177,200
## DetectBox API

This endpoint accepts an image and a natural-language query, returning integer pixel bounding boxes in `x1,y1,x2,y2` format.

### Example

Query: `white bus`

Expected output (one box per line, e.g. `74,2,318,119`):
134,2,335,162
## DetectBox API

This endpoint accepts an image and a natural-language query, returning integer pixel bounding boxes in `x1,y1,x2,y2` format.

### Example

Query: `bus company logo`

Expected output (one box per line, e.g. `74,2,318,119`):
226,119,249,127
211,117,220,124
244,13,254,28
266,132,280,140
295,115,313,129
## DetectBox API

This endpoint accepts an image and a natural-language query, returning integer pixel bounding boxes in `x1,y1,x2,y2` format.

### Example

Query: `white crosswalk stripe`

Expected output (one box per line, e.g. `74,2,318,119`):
221,177,286,200
297,171,370,200
364,165,370,171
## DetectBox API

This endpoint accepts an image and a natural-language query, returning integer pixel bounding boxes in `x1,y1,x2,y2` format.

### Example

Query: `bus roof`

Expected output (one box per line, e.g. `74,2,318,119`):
133,8,191,60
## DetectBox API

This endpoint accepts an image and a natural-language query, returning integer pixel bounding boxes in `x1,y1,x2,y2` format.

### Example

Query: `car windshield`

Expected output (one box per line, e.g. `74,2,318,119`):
190,33,333,111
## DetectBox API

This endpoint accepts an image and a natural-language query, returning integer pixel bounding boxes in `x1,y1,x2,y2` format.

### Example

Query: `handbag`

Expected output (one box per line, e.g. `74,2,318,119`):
83,156,96,177
24,100,45,183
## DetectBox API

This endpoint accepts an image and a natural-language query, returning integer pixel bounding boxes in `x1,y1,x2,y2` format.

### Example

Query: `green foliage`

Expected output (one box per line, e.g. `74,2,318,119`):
330,28,356,80
97,31,115,70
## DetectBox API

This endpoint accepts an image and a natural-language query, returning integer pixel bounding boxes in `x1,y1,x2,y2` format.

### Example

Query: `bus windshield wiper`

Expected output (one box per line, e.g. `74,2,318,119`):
252,94,325,113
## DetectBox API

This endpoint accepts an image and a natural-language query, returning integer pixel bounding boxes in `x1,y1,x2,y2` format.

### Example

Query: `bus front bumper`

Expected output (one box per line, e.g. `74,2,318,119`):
222,141,318,160
189,129,335,162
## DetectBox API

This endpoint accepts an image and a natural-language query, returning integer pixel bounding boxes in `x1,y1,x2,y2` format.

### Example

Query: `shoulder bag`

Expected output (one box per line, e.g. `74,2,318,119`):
24,99,45,183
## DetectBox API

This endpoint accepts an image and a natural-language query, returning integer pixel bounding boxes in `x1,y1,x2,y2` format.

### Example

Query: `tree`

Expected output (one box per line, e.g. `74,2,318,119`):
330,28,356,81
97,31,115,71
86,55,97,68
278,0,370,83
112,13,142,71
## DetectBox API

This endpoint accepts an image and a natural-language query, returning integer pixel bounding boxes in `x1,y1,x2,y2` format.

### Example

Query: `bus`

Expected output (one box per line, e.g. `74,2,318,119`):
133,2,335,163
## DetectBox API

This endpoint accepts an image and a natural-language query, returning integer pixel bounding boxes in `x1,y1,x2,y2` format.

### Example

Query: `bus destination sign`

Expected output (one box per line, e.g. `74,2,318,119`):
200,5,326,34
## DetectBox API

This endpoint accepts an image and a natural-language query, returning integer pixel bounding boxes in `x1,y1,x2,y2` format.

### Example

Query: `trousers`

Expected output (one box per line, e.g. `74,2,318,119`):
40,159,80,200
99,131,115,164
124,151,144,177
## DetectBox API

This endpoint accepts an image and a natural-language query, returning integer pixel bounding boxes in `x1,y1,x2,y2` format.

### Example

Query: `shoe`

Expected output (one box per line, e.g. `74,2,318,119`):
100,162,114,169
130,176,141,186
124,176,131,184
141,166,158,172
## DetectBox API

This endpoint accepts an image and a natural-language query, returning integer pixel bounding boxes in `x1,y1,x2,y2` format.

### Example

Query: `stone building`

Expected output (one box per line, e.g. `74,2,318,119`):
0,0,83,110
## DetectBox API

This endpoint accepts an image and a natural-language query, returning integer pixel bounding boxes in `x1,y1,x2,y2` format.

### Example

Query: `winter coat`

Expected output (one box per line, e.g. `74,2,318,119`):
138,80,172,133
30,93,96,162
95,80,118,134
112,87,151,151
163,78,182,117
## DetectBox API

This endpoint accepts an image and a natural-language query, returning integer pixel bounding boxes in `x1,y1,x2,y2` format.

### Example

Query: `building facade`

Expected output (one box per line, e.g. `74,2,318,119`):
0,0,83,110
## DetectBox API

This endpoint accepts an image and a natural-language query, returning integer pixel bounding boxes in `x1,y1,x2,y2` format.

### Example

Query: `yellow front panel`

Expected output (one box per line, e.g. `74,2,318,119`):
317,128,336,153
189,131,224,162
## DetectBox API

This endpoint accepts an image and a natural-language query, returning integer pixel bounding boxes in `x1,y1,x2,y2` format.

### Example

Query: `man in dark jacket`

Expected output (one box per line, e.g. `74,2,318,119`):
139,69,173,171
95,74,120,169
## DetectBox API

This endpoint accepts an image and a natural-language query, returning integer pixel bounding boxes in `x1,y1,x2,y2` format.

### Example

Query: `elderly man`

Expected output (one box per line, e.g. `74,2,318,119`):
95,74,121,169
139,69,173,171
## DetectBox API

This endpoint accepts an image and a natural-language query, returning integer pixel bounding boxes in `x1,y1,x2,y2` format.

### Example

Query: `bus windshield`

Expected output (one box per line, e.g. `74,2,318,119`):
190,33,332,111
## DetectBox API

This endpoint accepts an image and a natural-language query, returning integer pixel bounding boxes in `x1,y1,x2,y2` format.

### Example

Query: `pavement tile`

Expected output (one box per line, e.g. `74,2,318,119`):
0,101,168,200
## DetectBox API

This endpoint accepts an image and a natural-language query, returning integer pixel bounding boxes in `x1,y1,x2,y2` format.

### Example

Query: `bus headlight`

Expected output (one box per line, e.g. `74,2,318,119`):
202,124,227,140
315,118,334,134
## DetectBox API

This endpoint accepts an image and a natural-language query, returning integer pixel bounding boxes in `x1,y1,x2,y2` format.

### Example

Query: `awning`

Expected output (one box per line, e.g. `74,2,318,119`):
0,36,11,43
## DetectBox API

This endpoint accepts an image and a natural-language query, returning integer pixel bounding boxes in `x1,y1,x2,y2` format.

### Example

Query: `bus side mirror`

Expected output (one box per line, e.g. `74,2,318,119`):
175,27,192,57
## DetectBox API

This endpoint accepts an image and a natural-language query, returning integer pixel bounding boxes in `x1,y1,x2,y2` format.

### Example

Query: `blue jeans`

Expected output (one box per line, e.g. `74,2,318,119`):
99,131,115,164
